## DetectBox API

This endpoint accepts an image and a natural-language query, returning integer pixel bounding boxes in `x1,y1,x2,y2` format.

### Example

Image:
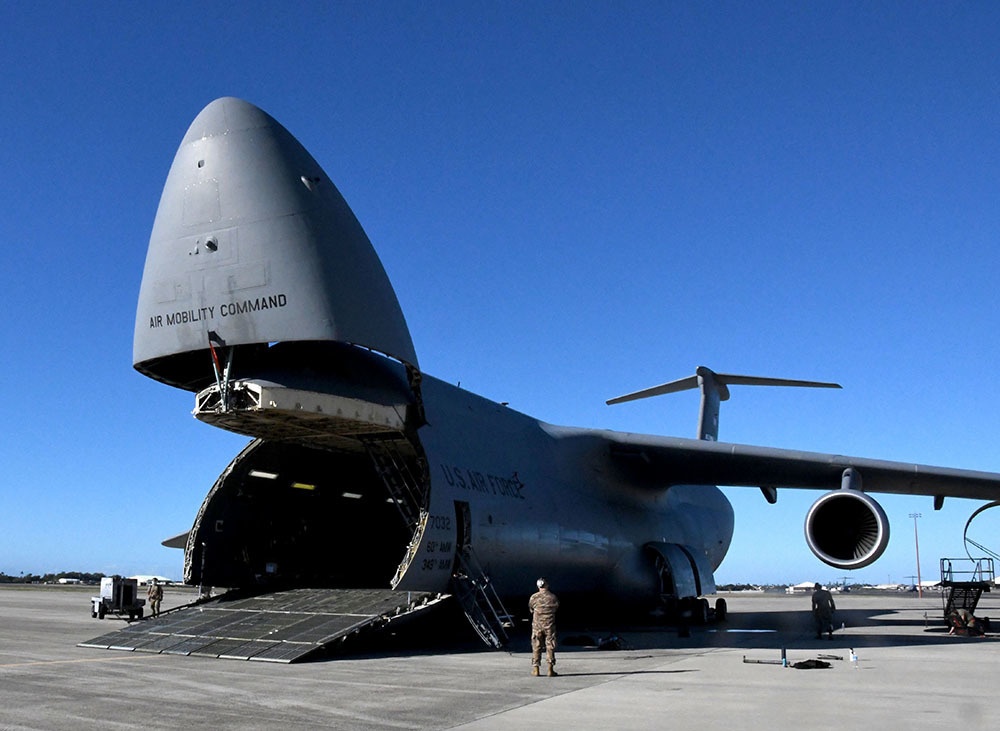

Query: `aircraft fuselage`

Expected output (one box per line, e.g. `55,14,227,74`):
133,97,733,623
408,375,735,604
182,353,733,615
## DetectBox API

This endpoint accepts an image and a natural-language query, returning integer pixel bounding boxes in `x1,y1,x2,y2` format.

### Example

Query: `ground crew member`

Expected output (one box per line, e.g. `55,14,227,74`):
147,579,163,617
948,608,984,636
811,582,835,639
528,577,559,676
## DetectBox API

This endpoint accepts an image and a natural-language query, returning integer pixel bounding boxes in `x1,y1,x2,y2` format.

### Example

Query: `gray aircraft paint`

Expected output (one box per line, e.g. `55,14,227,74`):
133,98,1000,641
135,97,416,388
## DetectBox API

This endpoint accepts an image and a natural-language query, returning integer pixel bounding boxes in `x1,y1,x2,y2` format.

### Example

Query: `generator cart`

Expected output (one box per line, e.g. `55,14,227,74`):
90,576,145,620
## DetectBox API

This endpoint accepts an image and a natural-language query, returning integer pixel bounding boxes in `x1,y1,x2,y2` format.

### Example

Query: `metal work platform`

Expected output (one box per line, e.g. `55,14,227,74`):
940,557,994,620
79,587,445,663
193,380,412,453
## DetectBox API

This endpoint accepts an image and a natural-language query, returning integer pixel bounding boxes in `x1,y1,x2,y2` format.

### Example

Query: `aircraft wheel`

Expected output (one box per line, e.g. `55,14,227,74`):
659,596,679,623
714,597,728,621
677,597,693,620
698,598,710,624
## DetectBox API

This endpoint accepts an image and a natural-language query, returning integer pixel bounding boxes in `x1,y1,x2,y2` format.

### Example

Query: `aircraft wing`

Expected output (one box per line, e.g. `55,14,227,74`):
602,431,1000,500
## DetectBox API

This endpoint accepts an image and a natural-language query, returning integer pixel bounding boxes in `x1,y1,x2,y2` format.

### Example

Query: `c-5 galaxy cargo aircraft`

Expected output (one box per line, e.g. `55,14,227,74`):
86,97,1000,662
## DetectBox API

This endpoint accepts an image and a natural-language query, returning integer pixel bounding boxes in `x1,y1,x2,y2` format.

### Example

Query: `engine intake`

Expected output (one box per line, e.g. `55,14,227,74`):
804,489,890,569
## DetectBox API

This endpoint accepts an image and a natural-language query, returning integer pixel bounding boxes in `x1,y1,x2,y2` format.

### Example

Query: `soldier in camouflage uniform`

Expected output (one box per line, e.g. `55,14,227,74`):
811,582,835,639
147,579,163,617
528,577,559,676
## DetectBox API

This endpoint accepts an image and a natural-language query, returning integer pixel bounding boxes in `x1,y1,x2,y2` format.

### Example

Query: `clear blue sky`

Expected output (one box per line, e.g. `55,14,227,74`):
2,2,998,585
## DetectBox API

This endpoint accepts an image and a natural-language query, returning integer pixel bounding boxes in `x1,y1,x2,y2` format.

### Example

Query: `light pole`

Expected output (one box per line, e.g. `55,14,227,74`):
909,513,923,598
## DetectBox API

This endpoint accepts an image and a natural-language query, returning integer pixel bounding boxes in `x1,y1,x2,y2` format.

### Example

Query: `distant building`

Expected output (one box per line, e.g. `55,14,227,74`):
129,575,176,586
785,581,816,594
57,578,82,585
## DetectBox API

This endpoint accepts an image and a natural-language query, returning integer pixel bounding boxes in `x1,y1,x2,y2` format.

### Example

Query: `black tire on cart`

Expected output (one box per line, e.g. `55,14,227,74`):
98,604,106,619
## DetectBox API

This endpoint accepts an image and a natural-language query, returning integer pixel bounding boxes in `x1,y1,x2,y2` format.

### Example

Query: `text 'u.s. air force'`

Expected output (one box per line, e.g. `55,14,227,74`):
440,465,525,500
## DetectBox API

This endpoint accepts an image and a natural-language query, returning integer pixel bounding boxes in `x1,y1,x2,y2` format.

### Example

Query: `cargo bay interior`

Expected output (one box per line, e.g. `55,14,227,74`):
185,439,414,590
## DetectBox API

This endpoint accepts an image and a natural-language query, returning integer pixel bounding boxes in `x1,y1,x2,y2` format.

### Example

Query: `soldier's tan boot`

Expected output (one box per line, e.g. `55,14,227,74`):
531,666,539,676
547,664,558,677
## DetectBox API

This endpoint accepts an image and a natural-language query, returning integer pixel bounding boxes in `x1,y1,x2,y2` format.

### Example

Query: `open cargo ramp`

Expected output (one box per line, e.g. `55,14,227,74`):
79,587,446,663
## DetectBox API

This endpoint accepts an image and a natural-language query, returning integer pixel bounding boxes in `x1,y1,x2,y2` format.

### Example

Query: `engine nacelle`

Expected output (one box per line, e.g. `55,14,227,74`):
804,489,890,569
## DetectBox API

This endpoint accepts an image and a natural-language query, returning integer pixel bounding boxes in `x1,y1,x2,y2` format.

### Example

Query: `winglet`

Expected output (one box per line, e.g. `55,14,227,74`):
606,366,841,441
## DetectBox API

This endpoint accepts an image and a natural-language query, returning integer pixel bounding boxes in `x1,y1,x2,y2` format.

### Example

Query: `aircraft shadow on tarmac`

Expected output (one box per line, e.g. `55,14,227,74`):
132,593,995,663
621,605,1000,652
315,599,999,664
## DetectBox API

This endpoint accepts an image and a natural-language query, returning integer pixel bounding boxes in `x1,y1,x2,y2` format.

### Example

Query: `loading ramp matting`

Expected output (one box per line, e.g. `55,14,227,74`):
79,587,444,663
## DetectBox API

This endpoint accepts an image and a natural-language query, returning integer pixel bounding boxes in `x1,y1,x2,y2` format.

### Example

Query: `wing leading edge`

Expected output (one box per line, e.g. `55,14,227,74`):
602,430,1000,501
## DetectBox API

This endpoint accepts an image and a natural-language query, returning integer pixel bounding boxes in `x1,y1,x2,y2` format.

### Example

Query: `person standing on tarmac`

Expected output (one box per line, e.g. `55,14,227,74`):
147,579,163,617
811,582,836,639
529,577,559,676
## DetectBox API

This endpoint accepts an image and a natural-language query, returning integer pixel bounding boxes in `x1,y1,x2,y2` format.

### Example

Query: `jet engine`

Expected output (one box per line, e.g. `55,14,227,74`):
804,488,890,569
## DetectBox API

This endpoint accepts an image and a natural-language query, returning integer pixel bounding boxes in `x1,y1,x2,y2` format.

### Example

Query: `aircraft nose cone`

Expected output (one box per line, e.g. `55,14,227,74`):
134,97,418,388
181,97,274,144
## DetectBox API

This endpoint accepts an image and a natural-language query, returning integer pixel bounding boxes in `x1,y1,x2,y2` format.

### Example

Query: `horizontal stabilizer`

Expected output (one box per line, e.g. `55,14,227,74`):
607,366,841,441
607,366,841,405
161,531,189,549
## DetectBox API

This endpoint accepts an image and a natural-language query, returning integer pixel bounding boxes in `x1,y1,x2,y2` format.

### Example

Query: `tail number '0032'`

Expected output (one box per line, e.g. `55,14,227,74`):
428,515,451,531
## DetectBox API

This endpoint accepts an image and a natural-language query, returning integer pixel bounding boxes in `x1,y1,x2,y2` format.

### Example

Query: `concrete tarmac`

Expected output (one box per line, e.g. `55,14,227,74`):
2,585,998,730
